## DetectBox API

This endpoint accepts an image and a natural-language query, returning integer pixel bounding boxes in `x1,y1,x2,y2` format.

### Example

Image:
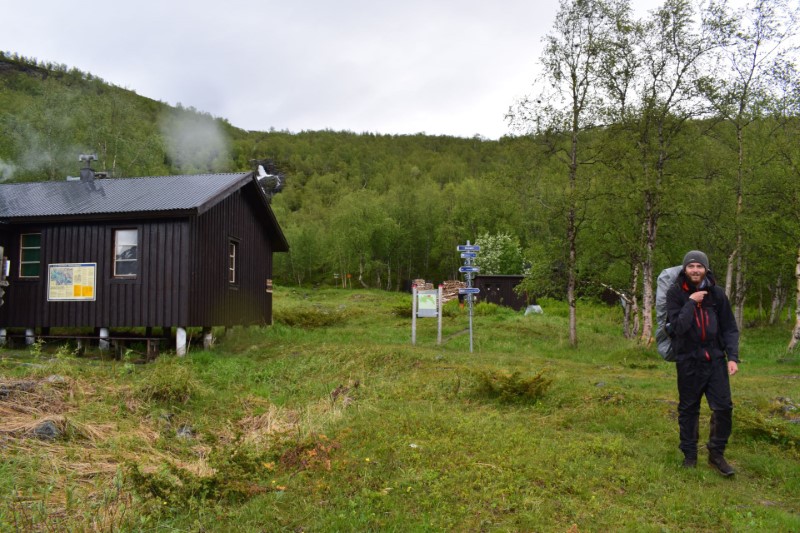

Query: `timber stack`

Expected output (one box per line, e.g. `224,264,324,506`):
441,280,466,303
412,279,433,291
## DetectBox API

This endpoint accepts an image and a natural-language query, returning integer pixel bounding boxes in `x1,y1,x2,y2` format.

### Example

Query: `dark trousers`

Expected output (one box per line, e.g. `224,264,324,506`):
676,356,733,457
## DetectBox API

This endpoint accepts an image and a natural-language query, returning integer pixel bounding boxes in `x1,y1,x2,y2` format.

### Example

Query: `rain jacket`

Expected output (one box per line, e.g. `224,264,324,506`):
665,270,740,363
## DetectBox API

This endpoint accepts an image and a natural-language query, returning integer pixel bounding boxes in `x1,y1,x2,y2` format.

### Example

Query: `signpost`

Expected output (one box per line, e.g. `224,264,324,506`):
458,241,480,353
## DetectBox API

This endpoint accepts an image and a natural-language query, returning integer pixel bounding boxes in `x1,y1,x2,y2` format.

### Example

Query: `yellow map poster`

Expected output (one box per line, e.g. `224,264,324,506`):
48,263,96,301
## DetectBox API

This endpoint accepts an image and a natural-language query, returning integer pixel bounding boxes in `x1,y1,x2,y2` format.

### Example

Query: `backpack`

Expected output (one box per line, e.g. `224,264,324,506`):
655,265,682,362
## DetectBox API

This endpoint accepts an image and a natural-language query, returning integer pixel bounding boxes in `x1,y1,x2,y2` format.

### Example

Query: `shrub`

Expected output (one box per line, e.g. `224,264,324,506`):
126,443,272,510
473,302,517,317
473,370,552,404
135,358,200,404
275,306,351,328
736,408,799,452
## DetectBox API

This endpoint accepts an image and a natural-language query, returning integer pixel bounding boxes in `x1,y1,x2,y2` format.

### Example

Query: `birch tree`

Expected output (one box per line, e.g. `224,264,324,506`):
508,0,619,347
624,0,724,343
700,0,800,328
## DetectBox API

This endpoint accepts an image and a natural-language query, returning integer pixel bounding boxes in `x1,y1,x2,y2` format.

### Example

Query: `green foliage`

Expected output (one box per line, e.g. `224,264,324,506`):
473,370,553,404
1,288,799,531
736,408,800,453
126,442,272,510
475,232,524,275
274,305,352,328
3,21,800,351
134,358,201,404
472,301,515,317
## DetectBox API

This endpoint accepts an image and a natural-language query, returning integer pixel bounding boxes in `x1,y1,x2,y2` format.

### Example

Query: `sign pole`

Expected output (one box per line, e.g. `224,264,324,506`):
457,241,481,353
411,285,417,346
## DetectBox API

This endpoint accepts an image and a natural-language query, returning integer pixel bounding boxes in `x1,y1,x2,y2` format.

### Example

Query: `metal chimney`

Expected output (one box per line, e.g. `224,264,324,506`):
79,154,98,181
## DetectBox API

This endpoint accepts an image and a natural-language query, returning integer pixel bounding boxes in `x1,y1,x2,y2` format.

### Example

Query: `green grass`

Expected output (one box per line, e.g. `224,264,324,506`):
1,287,798,531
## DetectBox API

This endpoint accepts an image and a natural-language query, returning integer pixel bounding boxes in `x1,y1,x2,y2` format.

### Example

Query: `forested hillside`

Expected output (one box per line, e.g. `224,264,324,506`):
2,0,800,349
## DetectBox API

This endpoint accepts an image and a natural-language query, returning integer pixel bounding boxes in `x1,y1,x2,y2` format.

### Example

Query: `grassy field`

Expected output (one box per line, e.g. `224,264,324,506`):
0,287,798,532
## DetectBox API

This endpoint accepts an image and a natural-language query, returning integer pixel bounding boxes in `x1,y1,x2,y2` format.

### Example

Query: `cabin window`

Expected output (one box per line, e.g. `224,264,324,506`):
20,233,41,278
229,240,238,284
113,229,138,277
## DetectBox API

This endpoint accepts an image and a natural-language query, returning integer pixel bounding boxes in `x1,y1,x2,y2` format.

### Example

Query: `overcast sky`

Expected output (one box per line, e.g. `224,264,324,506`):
5,0,695,139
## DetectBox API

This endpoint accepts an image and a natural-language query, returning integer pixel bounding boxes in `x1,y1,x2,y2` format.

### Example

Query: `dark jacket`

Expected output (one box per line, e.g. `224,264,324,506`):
665,271,740,363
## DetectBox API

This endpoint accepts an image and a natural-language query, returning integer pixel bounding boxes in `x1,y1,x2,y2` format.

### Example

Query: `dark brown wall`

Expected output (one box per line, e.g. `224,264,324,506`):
0,219,190,328
475,275,527,311
190,182,274,327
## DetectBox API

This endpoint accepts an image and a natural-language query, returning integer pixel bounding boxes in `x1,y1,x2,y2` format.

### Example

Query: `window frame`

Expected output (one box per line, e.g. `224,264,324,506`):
112,228,139,279
228,239,238,285
19,232,42,279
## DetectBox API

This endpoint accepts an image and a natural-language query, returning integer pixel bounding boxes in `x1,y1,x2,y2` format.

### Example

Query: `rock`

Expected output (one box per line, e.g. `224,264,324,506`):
0,380,37,399
176,424,195,439
525,305,544,316
32,420,61,440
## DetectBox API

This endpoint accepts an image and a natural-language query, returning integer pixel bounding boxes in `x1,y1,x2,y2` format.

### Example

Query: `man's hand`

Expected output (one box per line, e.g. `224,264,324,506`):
728,361,738,376
689,291,708,304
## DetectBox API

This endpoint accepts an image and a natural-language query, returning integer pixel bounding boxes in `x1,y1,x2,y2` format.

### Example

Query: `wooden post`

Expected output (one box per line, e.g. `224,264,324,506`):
437,284,443,345
411,285,417,346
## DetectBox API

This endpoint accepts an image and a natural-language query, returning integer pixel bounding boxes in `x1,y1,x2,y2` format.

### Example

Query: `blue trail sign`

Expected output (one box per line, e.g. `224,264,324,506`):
459,287,480,295
457,244,481,252
459,266,480,273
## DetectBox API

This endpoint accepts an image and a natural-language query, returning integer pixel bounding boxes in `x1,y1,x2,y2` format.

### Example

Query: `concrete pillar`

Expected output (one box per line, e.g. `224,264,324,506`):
25,328,35,345
99,328,110,351
202,327,214,350
0,328,6,346
176,327,187,356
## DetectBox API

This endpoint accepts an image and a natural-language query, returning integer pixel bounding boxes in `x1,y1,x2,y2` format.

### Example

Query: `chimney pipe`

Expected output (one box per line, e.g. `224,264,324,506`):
78,154,97,182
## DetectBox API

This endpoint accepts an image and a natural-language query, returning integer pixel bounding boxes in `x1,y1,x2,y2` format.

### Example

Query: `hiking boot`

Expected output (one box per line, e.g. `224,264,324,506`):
708,453,735,476
681,456,697,468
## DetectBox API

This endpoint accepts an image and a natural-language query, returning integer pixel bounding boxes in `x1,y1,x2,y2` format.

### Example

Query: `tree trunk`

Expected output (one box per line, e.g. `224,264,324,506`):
640,191,658,344
734,252,746,329
732,124,746,328
725,249,735,299
568,206,577,347
769,275,783,325
630,262,641,339
788,246,800,351
358,256,369,288
567,125,579,348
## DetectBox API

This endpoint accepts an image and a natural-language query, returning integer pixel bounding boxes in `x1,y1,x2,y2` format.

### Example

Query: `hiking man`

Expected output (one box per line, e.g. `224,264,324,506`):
665,250,740,475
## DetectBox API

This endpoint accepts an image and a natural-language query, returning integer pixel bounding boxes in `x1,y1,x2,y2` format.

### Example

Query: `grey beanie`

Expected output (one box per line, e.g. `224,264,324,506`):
682,250,709,270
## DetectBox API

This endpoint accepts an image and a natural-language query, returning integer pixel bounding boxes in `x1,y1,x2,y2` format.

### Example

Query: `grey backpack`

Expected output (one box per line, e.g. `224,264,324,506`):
655,265,682,362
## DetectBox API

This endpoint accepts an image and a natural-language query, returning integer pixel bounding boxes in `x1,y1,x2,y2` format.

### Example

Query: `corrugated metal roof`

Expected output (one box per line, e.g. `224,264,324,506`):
0,173,252,219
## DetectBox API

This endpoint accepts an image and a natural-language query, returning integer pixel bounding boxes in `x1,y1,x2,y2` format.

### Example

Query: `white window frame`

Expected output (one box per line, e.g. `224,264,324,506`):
113,228,138,278
229,240,238,284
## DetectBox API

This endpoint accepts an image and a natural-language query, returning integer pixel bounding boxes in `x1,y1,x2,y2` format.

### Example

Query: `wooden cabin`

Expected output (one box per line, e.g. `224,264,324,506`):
0,168,288,354
474,274,527,311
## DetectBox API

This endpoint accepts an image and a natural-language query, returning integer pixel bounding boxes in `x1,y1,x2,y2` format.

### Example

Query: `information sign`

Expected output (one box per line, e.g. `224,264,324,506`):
416,290,438,318
48,263,96,301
